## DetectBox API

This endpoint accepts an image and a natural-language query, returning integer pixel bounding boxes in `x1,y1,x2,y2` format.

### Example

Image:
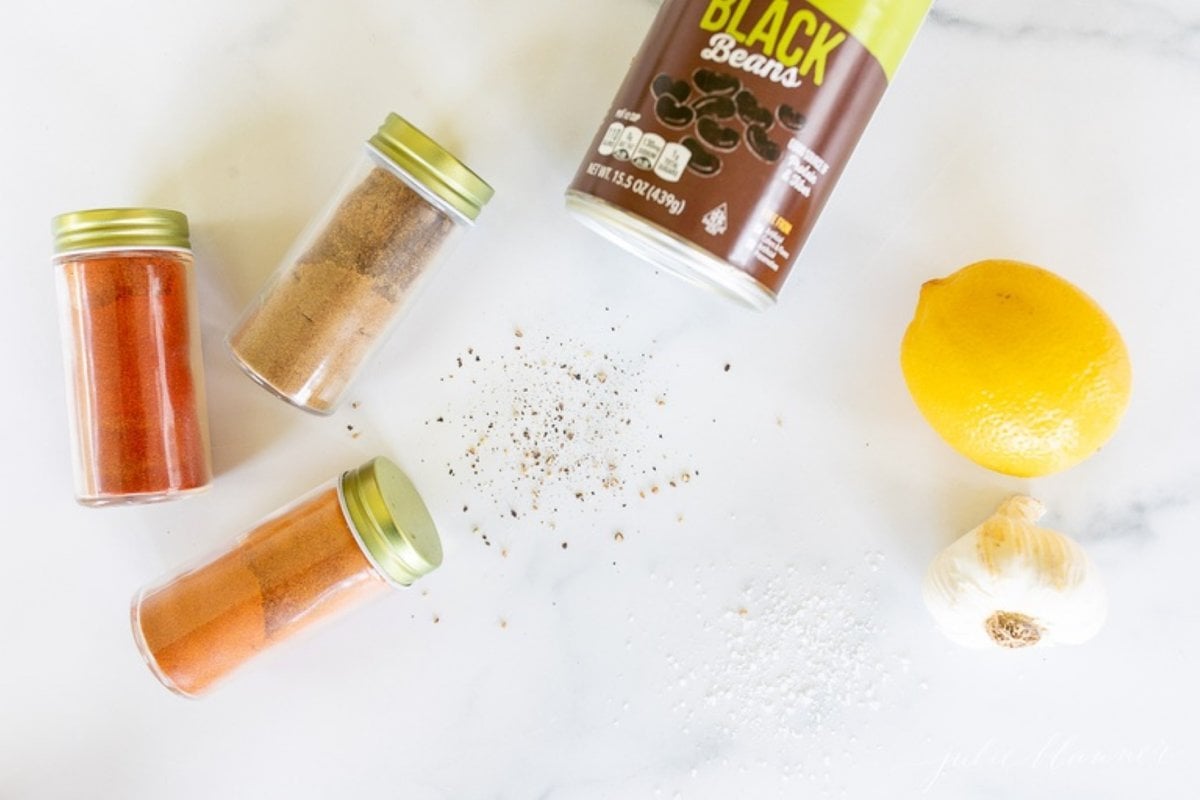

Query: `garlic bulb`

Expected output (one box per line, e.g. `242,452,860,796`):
923,496,1106,649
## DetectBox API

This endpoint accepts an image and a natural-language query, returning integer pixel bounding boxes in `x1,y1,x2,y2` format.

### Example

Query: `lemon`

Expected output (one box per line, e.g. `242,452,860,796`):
900,259,1131,477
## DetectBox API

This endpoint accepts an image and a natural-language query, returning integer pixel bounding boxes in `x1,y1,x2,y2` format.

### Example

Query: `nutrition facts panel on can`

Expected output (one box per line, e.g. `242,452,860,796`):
597,121,693,184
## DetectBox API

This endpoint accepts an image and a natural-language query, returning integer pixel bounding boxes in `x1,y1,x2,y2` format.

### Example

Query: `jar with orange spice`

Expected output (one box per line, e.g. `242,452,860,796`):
52,208,212,505
131,456,443,697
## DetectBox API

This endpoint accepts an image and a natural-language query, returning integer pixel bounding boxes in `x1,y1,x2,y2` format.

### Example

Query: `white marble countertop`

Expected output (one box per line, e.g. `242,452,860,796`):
2,1,1198,797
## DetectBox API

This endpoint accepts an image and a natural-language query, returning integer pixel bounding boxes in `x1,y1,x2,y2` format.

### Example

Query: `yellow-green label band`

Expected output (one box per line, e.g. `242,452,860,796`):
698,0,931,83
808,0,931,81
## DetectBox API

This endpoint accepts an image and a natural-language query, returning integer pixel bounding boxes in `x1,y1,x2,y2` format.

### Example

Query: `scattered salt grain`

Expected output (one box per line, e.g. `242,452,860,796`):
663,559,903,782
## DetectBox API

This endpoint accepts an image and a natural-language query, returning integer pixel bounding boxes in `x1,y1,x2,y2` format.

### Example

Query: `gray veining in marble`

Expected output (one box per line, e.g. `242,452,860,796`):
931,0,1200,64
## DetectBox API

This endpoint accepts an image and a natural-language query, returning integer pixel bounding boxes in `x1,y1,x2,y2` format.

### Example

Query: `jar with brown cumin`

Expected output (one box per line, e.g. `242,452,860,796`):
228,113,494,414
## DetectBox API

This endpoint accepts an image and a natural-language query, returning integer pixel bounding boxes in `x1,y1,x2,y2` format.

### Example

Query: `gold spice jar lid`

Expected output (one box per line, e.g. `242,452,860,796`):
368,113,494,222
52,207,191,254
340,456,443,587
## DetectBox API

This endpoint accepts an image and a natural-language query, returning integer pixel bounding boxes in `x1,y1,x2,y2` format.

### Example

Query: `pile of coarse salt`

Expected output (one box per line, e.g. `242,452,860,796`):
667,556,905,782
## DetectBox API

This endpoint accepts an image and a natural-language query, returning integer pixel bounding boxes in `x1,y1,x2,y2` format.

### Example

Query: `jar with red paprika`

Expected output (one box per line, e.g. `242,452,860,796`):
52,208,213,506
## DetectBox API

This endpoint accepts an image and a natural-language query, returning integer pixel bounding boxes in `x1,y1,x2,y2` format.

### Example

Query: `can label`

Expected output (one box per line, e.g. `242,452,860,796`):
568,0,929,296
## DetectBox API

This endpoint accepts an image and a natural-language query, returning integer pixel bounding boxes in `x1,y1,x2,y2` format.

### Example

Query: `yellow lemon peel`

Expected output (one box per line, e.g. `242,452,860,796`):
901,259,1131,477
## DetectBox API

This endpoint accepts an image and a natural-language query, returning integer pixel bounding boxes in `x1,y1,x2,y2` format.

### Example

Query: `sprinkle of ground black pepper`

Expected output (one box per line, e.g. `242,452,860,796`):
427,327,698,542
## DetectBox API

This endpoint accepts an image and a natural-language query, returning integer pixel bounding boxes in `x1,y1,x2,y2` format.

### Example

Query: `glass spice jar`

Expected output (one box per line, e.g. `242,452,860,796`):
52,208,213,506
131,456,443,697
228,113,494,415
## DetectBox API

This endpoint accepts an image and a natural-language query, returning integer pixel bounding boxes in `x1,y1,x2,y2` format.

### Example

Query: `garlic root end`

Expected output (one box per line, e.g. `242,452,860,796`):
986,611,1042,648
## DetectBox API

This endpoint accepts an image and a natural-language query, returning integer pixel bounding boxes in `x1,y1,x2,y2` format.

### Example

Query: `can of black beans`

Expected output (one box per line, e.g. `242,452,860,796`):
566,0,931,309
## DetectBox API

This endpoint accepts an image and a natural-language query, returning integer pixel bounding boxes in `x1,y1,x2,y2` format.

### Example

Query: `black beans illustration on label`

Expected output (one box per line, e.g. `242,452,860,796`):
735,90,774,129
651,73,690,103
746,125,781,163
692,68,740,96
696,117,740,151
681,137,721,177
692,94,736,120
778,104,807,132
642,72,778,172
655,95,695,129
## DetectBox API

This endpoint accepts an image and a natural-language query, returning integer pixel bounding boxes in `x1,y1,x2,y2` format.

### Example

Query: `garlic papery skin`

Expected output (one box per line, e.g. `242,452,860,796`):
922,496,1107,649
